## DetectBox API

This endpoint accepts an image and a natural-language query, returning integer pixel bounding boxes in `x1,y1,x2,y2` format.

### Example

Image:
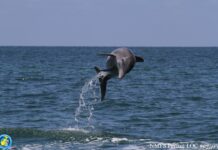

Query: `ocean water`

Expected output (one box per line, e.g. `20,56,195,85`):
0,47,218,150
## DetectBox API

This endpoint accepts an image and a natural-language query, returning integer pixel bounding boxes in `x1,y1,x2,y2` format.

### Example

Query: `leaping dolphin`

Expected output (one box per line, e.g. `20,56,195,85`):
94,47,144,100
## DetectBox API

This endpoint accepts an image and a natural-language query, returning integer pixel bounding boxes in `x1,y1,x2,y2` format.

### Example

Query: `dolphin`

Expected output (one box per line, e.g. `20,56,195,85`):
94,47,144,100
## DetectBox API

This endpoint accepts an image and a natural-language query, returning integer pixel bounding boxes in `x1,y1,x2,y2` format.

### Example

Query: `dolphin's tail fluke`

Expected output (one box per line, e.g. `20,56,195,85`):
94,66,110,101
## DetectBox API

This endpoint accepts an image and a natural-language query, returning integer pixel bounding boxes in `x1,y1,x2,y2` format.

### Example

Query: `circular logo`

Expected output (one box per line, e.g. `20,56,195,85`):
0,134,12,150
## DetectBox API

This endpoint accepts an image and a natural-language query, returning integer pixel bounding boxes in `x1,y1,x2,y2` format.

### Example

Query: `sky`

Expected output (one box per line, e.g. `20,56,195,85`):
0,0,218,47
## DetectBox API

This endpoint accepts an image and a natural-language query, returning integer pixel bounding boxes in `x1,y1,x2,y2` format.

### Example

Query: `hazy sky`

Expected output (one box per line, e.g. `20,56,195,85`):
0,0,218,46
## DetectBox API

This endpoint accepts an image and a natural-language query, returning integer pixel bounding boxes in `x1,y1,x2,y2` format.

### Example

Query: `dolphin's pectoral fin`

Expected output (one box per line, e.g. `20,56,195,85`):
97,53,116,57
99,77,107,101
94,66,101,73
135,56,144,62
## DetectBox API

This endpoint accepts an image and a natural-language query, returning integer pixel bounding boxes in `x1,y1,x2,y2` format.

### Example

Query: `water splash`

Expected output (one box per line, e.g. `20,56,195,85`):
74,75,100,129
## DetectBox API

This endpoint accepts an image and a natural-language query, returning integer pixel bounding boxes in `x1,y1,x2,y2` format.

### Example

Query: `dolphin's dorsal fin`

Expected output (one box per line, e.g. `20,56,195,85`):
98,53,116,57
135,56,144,62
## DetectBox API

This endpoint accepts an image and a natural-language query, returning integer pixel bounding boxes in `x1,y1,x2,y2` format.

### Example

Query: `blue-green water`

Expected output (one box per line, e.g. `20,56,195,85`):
0,47,218,150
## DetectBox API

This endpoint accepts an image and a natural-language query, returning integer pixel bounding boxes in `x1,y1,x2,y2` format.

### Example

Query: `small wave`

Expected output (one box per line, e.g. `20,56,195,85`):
122,145,145,150
0,127,92,142
2,128,218,150
16,141,218,150
19,139,218,150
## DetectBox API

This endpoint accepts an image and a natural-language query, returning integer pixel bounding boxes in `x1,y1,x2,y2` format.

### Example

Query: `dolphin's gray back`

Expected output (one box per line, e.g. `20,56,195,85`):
106,48,136,79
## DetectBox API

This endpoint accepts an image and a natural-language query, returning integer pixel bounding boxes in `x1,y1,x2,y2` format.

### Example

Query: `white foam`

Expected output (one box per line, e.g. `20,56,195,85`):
85,138,90,142
111,137,128,143
21,144,43,150
61,127,89,133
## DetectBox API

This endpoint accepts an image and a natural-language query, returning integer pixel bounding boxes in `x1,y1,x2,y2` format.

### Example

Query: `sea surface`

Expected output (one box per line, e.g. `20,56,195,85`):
0,47,218,150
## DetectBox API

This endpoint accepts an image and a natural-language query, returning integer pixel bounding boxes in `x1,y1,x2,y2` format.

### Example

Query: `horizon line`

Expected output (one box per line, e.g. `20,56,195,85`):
0,45,218,48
